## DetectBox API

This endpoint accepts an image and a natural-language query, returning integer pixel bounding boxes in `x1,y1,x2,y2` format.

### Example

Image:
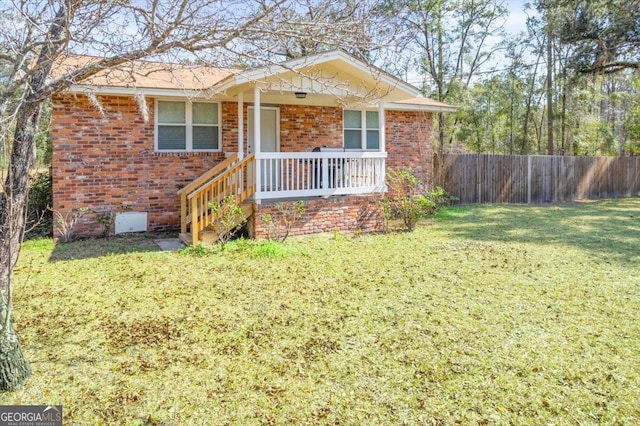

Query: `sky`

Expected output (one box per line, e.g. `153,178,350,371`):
401,0,536,87
504,0,530,36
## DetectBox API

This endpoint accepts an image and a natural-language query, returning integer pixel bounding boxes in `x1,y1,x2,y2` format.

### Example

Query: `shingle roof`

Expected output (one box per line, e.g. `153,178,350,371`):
53,55,236,91
54,53,456,111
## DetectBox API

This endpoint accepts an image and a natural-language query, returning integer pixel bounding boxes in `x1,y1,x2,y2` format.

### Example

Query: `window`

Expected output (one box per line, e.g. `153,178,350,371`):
343,110,379,150
156,100,220,151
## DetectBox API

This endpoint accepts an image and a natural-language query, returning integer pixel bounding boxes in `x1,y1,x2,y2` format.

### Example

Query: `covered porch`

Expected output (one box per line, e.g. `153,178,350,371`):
178,52,401,245
176,51,454,245
239,84,389,201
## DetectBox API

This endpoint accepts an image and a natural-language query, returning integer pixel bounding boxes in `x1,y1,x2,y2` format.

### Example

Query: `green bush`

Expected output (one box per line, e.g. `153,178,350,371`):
208,195,246,247
260,201,305,242
28,171,52,220
425,186,458,208
26,171,53,237
382,169,457,231
95,210,114,238
382,168,425,231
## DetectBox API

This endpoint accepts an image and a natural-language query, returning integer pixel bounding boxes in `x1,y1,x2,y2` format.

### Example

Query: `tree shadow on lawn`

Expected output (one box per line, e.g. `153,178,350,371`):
437,198,640,266
48,232,166,262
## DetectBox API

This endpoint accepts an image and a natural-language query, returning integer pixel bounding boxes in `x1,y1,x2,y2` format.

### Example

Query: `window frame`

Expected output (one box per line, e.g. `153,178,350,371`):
154,99,222,153
342,109,381,151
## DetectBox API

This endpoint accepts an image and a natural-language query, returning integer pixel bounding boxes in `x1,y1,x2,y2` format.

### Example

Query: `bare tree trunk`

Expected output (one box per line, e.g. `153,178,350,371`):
509,78,514,155
537,106,544,153
0,101,40,391
437,112,445,157
560,88,566,155
522,56,540,155
436,0,445,157
546,24,554,155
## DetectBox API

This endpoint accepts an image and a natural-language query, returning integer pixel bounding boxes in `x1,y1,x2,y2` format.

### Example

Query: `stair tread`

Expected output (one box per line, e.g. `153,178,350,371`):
178,233,192,246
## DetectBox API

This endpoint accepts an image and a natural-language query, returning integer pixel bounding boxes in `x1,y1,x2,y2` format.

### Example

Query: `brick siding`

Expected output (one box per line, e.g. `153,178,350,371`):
51,94,433,238
386,110,434,185
280,105,343,152
252,195,384,239
51,94,227,236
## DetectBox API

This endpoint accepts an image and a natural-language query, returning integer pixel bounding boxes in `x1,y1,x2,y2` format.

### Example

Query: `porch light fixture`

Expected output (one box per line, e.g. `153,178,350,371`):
294,92,307,99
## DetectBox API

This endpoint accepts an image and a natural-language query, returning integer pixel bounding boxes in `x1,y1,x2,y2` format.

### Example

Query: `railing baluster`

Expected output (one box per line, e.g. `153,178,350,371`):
269,158,273,191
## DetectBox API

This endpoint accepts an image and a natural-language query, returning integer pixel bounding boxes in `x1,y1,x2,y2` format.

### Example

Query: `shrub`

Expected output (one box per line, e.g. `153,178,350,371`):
382,168,426,231
26,171,53,237
52,207,90,242
425,186,458,209
208,195,246,247
95,210,114,238
386,193,428,231
381,169,456,231
27,171,52,218
260,201,306,242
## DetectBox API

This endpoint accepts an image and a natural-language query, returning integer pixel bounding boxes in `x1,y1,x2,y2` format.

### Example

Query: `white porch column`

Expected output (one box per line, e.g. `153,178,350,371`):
379,101,386,189
254,86,262,202
237,91,244,160
379,101,386,153
254,86,261,153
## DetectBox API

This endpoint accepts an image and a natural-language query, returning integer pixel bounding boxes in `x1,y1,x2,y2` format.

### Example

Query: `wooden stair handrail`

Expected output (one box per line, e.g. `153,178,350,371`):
180,154,256,245
177,153,238,196
186,154,255,201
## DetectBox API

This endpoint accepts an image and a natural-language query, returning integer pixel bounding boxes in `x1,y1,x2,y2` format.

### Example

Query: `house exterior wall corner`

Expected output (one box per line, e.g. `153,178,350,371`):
385,110,434,187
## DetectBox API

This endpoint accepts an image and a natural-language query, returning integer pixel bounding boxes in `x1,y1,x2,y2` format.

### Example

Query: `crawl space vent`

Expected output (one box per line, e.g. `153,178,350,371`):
115,212,148,234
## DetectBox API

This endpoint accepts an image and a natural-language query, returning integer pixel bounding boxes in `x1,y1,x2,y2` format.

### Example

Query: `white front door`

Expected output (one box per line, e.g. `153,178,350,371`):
248,107,280,190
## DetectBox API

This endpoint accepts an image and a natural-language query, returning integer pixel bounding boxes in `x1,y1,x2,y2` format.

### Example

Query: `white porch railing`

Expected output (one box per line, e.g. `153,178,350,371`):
254,152,387,199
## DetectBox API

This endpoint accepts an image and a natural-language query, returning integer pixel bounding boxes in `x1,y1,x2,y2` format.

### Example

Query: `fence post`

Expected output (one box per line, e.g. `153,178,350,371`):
477,155,481,204
527,155,532,204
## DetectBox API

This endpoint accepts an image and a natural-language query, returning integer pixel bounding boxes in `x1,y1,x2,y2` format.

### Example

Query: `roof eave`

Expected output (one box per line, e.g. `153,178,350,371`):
67,84,220,98
386,102,458,113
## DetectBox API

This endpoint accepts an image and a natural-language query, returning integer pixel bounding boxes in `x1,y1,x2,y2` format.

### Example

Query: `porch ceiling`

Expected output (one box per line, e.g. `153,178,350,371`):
233,90,346,107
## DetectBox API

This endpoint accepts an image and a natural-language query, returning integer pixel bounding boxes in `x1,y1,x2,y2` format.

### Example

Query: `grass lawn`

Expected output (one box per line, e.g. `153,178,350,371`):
2,198,640,425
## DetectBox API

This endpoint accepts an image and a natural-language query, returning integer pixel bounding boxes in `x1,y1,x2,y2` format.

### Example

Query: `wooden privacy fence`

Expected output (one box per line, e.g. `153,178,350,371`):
434,154,640,205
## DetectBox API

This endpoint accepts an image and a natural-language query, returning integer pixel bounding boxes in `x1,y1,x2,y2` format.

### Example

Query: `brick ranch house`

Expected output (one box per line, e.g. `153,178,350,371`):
51,50,456,244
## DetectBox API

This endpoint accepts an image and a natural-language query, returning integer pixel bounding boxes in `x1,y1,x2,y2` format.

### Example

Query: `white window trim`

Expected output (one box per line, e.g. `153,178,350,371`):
154,98,222,152
343,109,381,151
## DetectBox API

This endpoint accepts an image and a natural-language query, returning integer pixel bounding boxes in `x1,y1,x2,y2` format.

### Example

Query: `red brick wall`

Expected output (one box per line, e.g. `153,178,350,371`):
279,105,343,152
51,95,433,238
52,94,227,236
221,101,239,152
386,110,434,186
252,195,384,239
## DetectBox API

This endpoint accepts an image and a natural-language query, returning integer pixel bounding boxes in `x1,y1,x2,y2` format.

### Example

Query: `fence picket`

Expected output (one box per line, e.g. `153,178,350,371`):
437,153,640,205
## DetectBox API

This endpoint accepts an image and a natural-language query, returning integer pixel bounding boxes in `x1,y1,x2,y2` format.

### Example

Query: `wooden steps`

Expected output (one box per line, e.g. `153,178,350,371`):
178,232,193,246
179,154,256,246
180,201,254,246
